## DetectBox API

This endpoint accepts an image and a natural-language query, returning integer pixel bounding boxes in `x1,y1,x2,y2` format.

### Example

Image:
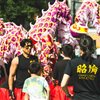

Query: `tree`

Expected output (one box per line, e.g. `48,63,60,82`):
0,0,53,29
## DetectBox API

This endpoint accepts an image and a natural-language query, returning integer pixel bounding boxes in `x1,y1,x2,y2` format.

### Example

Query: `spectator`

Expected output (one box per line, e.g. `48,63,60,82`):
23,62,50,100
61,34,100,100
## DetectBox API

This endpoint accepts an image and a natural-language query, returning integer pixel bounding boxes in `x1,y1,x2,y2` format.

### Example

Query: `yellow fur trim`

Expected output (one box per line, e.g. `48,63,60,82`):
71,23,88,33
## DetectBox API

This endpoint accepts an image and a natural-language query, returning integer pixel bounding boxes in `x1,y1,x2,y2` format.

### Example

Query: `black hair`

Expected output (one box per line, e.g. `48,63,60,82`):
20,38,33,47
29,62,41,74
79,34,96,63
62,44,74,58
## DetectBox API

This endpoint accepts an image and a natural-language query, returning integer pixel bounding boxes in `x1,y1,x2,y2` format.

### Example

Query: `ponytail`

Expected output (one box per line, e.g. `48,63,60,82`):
79,34,96,64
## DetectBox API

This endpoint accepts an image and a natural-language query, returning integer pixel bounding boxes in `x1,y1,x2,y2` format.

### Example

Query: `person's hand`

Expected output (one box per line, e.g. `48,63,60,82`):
9,90,15,100
66,93,73,100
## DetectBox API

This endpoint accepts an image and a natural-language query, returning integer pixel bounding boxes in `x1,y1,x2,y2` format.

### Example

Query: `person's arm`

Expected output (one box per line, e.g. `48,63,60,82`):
23,79,29,100
46,86,50,100
8,57,18,99
24,93,29,100
61,74,72,98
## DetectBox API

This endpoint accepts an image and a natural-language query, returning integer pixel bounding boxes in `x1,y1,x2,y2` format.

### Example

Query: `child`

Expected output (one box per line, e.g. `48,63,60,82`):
22,62,50,100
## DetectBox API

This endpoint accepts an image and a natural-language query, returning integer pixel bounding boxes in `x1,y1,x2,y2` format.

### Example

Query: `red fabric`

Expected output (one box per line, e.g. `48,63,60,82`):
49,81,55,96
50,86,71,100
68,86,74,96
0,83,74,100
0,88,25,100
30,36,37,45
0,88,9,100
49,82,74,100
14,88,25,100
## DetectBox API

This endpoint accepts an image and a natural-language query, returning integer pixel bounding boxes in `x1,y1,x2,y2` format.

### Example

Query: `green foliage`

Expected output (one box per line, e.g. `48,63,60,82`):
0,0,53,29
98,0,100,4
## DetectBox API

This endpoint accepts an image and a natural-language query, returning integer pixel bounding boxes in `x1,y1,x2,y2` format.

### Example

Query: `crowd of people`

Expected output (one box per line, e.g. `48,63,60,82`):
0,34,100,100
61,34,100,100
